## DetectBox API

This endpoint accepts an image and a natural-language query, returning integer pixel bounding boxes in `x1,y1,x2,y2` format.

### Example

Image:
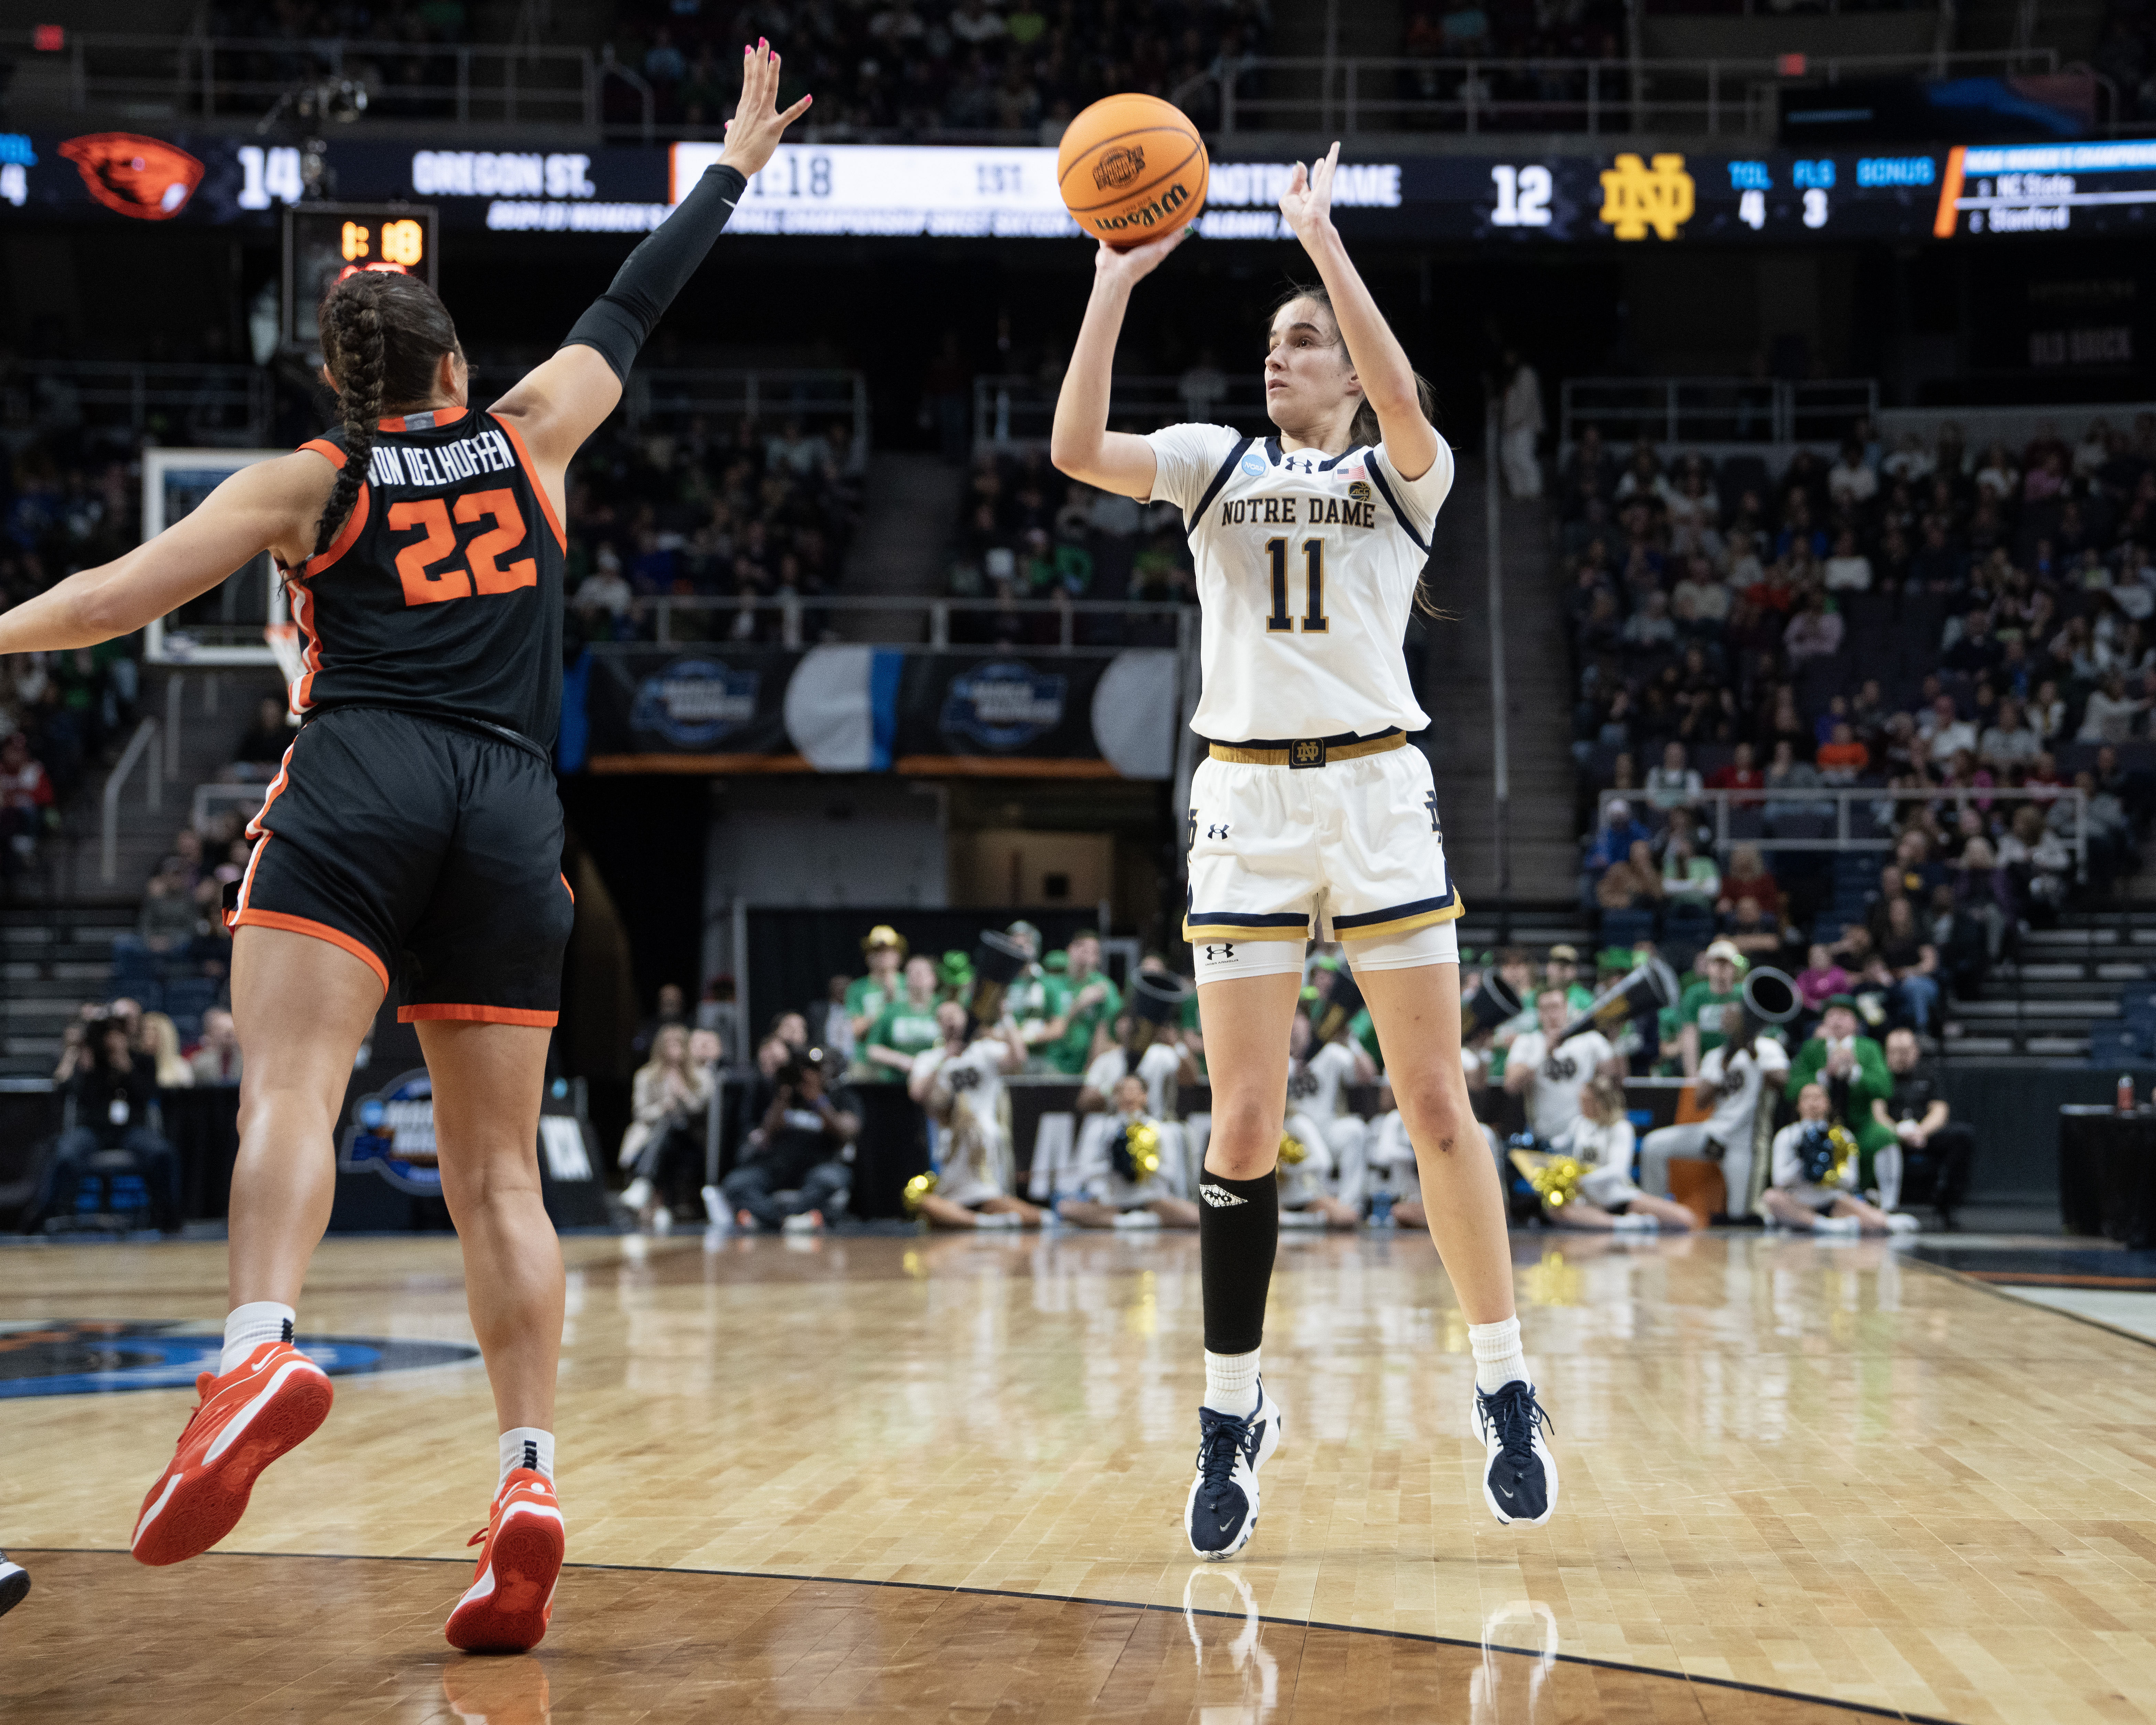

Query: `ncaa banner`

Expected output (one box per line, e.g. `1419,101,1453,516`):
566,645,1176,779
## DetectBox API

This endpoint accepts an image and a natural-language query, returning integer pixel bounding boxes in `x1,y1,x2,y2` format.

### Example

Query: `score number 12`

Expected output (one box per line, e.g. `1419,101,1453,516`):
1489,164,1553,227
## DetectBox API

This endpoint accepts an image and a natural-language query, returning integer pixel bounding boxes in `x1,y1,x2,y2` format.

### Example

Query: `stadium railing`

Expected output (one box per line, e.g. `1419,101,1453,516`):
12,33,2061,142
1560,378,1881,449
616,593,1198,653
4,361,274,448
974,375,1273,449
1595,785,2090,877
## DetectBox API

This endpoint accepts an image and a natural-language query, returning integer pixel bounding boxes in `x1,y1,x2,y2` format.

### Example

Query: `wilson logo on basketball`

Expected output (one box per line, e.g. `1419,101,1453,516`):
56,133,205,220
1095,179,1193,234
1091,145,1146,191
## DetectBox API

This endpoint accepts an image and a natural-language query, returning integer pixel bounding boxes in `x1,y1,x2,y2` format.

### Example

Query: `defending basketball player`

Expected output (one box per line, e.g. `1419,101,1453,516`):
0,44,808,1650
1049,142,1558,1560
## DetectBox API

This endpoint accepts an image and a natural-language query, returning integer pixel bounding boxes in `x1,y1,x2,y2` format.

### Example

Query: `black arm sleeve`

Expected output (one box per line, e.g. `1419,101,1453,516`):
560,163,748,382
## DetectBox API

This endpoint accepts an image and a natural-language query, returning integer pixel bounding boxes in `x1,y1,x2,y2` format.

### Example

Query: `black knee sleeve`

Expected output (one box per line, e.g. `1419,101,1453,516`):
1198,1169,1279,1355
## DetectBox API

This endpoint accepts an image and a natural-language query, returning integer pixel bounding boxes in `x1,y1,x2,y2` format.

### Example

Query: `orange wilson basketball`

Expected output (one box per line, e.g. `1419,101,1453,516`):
1056,94,1208,247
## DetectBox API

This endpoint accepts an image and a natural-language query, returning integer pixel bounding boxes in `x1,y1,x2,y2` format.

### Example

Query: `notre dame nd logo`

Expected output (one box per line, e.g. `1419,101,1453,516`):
1598,153,1695,240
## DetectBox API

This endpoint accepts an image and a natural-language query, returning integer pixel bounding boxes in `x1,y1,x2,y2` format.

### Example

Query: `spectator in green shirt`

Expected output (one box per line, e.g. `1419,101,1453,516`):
1000,920,1066,1064
847,925,907,1041
1785,994,1897,1187
862,955,946,1082
1039,928,1120,1075
1545,943,1597,1016
1676,940,1745,1077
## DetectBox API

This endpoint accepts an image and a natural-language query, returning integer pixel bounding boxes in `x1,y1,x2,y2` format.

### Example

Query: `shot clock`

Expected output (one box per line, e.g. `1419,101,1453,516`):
281,201,438,352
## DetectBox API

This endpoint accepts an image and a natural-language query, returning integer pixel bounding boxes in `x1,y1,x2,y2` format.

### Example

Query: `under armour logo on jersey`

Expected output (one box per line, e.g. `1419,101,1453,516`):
1425,790,1441,834
1204,942,1237,962
1199,1183,1249,1208
1207,823,1231,840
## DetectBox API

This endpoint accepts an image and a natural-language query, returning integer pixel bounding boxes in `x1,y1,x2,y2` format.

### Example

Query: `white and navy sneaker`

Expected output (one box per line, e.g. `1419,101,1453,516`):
1185,1381,1284,1560
0,1551,27,1619
1474,1380,1558,1526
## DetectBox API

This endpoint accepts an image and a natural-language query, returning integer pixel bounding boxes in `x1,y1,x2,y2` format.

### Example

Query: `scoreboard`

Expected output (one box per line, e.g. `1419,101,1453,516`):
6,128,2154,247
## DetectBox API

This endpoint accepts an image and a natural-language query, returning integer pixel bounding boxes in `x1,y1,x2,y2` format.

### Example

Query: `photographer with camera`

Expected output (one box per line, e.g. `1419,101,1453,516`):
721,1047,861,1234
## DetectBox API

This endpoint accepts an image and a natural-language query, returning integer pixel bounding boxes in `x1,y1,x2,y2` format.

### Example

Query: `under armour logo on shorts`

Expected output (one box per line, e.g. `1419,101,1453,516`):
1204,942,1237,962
1207,823,1231,840
1200,1183,1248,1208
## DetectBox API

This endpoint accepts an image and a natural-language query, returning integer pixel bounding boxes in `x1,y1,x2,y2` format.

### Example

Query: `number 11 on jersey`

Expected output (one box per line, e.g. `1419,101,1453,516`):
1265,537,1330,634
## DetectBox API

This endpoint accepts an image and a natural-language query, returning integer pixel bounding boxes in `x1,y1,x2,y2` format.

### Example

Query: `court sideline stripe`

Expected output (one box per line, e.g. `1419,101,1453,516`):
16,1546,1966,1724
1901,1252,2156,1351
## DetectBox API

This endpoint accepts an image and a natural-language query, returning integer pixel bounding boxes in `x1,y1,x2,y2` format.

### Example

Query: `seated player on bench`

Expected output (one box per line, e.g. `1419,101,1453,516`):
1539,1077,1696,1233
1761,1082,1916,1235
1057,1073,1200,1231
907,1000,1042,1231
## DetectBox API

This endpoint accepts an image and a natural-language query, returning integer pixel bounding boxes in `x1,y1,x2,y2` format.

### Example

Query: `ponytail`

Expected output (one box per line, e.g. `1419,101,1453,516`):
313,270,464,557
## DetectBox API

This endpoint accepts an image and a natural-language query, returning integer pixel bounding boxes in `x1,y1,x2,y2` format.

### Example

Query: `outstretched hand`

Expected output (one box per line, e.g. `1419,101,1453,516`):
719,39,812,179
1278,141,1341,244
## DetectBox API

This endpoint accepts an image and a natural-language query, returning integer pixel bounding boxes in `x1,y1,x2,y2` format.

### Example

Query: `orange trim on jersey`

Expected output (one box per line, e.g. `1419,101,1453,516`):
378,404,469,434
559,872,575,905
246,744,297,840
232,908,391,991
288,577,323,712
297,437,346,469
493,416,567,551
398,1003,559,1027
301,480,370,577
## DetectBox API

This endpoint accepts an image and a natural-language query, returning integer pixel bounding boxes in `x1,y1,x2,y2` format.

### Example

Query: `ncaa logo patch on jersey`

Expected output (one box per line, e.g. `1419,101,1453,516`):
1239,447,1268,478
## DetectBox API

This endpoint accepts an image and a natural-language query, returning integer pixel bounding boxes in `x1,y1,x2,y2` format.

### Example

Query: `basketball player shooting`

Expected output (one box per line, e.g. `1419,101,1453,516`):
0,42,808,1652
1048,141,1558,1560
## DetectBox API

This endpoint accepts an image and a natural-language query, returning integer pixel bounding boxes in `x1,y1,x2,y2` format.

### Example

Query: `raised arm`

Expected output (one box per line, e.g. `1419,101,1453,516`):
1048,229,1189,498
490,41,810,501
0,451,330,656
1277,143,1439,482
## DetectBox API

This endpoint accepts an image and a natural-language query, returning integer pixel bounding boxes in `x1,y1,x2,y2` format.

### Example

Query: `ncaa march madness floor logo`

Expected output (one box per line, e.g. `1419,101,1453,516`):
0,1320,478,1398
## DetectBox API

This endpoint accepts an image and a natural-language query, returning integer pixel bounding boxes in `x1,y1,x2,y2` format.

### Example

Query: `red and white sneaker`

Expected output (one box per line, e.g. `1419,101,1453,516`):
444,1470,565,1653
131,1341,334,1566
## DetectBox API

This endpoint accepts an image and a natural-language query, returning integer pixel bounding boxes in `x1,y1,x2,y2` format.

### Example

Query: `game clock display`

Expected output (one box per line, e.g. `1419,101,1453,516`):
280,201,438,351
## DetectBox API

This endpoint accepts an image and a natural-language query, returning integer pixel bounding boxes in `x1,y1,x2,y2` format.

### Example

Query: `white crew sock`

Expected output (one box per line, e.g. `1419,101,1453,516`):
220,1301,295,1376
1468,1316,1531,1396
1203,1348,1261,1419
499,1427,556,1484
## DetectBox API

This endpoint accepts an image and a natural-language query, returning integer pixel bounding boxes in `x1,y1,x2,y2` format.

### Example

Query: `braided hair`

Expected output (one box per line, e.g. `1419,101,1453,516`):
314,271,463,557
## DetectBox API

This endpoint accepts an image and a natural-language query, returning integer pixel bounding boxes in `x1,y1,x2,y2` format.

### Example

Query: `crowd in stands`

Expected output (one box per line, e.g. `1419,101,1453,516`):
565,415,864,647
605,0,1272,139
1565,412,2156,1024
2093,0,2156,124
944,447,1195,643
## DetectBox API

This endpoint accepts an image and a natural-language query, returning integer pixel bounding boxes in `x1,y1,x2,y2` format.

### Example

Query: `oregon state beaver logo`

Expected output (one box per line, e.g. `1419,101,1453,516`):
57,133,204,220
1092,144,1146,191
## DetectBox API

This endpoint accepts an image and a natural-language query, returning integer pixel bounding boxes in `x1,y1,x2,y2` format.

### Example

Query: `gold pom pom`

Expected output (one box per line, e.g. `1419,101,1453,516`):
1826,1124,1858,1187
1508,1148,1584,1209
1277,1132,1308,1166
1126,1121,1161,1181
902,1171,939,1216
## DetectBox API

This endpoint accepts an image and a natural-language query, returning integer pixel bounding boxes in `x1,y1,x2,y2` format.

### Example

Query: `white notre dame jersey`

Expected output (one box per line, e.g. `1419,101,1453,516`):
1145,424,1455,741
1285,1038,1358,1121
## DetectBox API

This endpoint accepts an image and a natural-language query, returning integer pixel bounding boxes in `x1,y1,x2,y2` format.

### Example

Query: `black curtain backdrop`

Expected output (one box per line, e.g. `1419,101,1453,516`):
558,774,711,1011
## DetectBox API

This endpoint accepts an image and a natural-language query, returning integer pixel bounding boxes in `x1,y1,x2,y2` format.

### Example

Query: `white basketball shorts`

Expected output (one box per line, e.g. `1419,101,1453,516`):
1183,741,1463,971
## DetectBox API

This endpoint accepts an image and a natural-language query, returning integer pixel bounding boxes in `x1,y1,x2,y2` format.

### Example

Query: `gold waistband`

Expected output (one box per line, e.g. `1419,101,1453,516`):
1207,732,1406,768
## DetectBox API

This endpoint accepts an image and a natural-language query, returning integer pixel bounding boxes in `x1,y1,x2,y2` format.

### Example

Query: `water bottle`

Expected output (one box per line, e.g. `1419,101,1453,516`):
2120,1073,2137,1115
1369,1189,1395,1228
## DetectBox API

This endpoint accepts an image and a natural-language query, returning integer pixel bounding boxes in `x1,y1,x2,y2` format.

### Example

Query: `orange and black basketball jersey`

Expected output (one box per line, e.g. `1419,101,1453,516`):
280,404,567,746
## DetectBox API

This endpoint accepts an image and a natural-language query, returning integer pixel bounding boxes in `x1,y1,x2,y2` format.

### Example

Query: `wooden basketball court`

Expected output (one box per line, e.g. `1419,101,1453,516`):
3,1227,2150,1723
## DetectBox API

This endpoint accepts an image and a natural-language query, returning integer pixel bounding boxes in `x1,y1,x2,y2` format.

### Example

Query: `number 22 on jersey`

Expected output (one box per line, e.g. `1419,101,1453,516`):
388,490,536,607
1264,536,1330,634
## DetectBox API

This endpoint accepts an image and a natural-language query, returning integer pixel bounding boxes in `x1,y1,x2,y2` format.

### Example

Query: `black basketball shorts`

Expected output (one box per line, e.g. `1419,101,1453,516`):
230,706,575,1026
